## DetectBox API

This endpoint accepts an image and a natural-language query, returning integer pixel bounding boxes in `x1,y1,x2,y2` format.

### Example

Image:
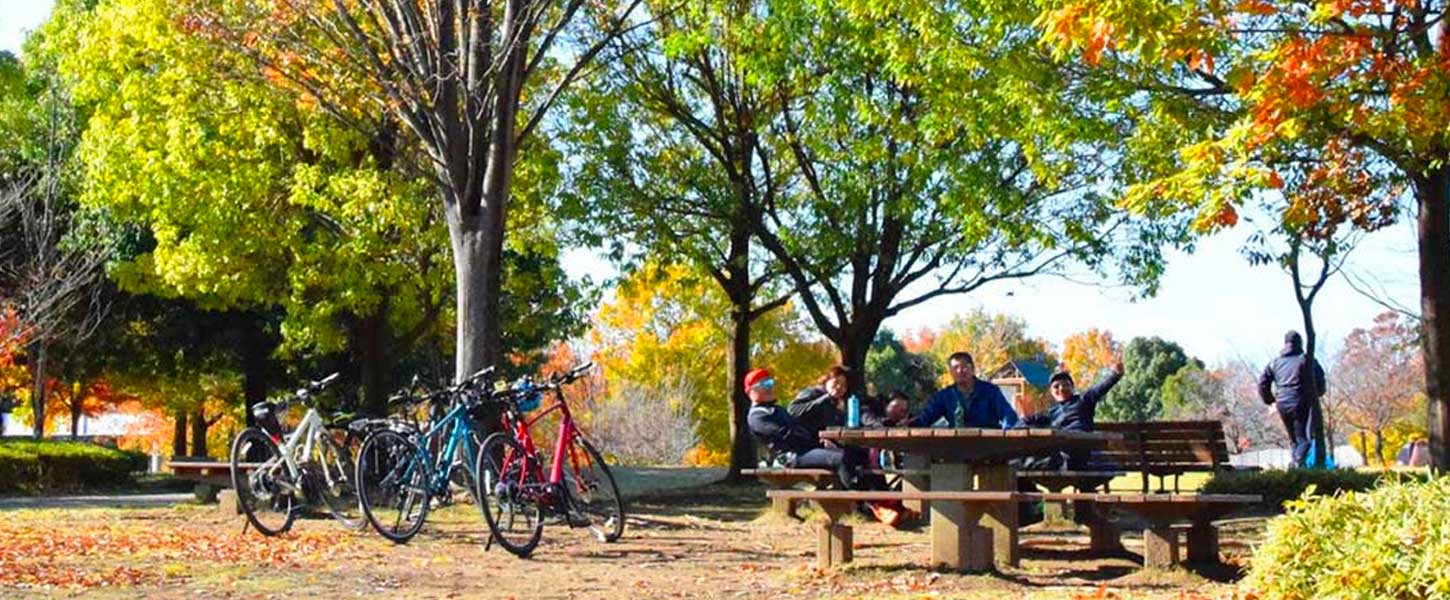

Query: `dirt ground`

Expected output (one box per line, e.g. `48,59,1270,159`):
0,473,1263,599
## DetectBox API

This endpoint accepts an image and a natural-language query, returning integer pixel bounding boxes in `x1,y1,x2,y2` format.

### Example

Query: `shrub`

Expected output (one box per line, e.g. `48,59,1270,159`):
0,439,144,494
1200,468,1405,509
590,379,701,466
1246,476,1450,599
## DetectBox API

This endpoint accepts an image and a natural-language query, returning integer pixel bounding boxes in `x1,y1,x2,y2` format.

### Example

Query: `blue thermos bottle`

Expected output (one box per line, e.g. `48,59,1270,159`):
846,395,860,428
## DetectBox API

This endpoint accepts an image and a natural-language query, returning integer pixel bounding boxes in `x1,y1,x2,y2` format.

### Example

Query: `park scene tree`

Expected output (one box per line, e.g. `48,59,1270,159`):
0,0,1446,598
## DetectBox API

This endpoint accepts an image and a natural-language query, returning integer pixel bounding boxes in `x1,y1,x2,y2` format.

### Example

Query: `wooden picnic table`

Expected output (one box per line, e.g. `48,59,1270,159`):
819,426,1122,571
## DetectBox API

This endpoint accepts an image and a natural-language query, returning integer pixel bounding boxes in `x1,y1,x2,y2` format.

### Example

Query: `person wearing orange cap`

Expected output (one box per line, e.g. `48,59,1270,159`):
744,367,858,488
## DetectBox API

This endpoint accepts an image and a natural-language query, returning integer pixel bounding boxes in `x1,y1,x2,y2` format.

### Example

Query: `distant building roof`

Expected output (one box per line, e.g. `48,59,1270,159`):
987,359,1053,388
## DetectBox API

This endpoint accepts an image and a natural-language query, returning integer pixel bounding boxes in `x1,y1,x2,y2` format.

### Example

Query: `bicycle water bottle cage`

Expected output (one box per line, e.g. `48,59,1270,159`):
251,401,286,437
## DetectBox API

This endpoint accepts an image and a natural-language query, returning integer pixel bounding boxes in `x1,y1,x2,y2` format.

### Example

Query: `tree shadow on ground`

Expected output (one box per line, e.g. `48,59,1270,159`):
626,481,770,523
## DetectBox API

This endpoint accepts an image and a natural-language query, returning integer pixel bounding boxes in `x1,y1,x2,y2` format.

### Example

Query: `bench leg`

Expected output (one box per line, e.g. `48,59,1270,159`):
1186,521,1219,564
1078,501,1123,553
217,489,241,515
818,523,853,568
1043,500,1066,523
1143,524,1180,568
815,499,855,568
929,463,993,572
900,453,929,514
771,495,799,519
194,483,220,504
977,464,1019,567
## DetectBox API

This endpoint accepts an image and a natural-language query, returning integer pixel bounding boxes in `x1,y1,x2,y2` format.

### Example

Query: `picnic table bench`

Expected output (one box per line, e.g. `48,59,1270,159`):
767,489,1260,569
168,458,259,510
744,466,928,518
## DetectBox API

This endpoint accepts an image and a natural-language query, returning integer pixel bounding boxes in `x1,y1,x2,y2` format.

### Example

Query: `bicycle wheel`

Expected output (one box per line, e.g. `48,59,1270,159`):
476,432,543,557
312,430,364,530
564,436,625,543
230,428,297,537
356,429,431,543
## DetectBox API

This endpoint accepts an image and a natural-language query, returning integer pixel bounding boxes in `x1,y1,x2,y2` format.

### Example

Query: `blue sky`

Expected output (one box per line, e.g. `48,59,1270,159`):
5,1,1424,366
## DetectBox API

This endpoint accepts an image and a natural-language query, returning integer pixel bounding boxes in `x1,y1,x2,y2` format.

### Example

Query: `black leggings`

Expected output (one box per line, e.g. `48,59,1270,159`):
793,446,871,490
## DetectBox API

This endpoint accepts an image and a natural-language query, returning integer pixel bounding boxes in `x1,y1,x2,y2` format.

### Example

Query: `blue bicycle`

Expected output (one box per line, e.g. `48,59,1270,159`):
355,367,495,543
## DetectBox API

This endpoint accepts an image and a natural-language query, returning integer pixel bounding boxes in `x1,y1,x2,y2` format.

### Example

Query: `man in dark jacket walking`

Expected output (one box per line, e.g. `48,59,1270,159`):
1259,331,1328,468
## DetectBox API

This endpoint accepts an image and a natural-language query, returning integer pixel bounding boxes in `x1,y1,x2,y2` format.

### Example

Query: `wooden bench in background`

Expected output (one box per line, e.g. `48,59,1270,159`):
765,489,1259,570
168,458,258,511
1095,420,1241,493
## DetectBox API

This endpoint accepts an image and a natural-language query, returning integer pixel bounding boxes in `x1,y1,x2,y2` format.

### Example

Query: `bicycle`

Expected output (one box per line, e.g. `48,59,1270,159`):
229,373,362,536
475,362,625,557
354,367,496,543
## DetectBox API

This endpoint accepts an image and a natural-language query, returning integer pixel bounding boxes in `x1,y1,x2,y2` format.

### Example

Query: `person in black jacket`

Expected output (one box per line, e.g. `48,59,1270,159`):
745,368,858,488
1259,331,1328,468
788,365,850,437
1018,357,1125,471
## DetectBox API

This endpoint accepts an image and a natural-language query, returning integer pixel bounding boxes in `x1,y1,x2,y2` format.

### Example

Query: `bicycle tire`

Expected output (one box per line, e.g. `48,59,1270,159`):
565,436,626,543
314,430,365,530
230,427,297,536
476,432,543,557
356,429,431,543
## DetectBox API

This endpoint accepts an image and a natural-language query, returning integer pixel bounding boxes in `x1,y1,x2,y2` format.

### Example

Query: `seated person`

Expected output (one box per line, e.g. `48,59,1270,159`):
788,365,849,437
746,368,860,488
1018,356,1125,472
909,351,1019,429
882,391,911,426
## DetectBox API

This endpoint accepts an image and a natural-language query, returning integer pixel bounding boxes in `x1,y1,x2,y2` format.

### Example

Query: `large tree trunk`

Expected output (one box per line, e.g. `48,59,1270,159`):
239,314,273,429
190,407,209,458
28,342,45,439
725,307,756,481
721,212,759,482
354,302,391,416
447,219,506,383
172,409,187,457
1418,164,1450,471
836,318,881,399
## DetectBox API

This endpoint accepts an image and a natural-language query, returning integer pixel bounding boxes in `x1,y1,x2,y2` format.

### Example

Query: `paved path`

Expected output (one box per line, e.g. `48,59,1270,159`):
0,467,726,511
0,493,194,510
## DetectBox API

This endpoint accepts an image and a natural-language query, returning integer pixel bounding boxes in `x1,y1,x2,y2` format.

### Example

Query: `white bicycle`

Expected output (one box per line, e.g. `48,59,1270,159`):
229,373,363,535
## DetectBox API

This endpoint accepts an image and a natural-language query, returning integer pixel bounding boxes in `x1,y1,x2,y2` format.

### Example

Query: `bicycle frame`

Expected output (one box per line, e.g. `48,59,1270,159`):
250,407,337,497
406,399,484,495
505,388,586,493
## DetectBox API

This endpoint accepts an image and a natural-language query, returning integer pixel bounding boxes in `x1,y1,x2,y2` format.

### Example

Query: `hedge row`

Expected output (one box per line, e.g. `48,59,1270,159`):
1247,476,1450,599
1200,468,1426,509
0,439,147,494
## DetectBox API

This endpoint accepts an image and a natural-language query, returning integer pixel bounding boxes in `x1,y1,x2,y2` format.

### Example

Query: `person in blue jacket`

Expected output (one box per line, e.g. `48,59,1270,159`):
909,352,1019,429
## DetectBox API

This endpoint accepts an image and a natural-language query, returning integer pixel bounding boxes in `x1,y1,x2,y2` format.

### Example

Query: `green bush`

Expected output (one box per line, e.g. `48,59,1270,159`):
1200,468,1412,509
0,439,144,494
1247,476,1450,599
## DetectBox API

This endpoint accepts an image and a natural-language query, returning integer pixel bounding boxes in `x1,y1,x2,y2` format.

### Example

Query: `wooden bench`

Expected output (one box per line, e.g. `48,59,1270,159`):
1095,421,1239,493
1018,470,1123,492
745,466,933,517
742,468,840,518
168,459,258,507
765,489,1259,570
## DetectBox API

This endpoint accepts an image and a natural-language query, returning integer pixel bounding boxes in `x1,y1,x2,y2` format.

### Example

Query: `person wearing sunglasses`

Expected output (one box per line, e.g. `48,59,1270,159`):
745,368,859,488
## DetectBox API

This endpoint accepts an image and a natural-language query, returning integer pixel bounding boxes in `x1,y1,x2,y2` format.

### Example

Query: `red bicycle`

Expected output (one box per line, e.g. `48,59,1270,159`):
475,362,624,557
